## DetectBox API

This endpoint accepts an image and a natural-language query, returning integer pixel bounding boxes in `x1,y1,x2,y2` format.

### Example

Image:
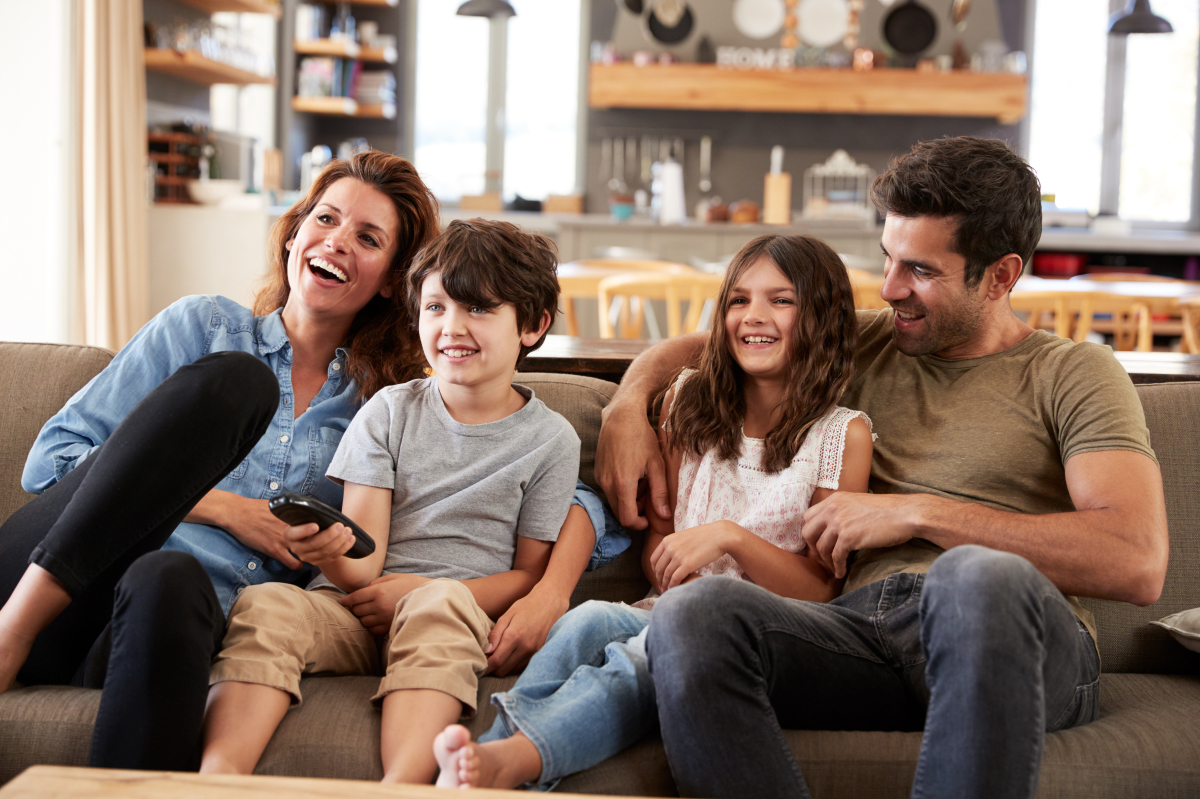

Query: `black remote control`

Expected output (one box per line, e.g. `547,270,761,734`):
268,493,376,559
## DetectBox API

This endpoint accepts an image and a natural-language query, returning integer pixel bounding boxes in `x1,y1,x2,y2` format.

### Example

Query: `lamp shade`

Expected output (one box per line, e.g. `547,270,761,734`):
1109,0,1173,34
456,0,516,18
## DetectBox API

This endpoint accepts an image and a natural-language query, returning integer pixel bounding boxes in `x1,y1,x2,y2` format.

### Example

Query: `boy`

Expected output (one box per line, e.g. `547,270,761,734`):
198,219,581,784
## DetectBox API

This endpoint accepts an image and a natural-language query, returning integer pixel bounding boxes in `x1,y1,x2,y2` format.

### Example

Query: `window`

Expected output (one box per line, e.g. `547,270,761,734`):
413,0,581,203
1028,0,1199,225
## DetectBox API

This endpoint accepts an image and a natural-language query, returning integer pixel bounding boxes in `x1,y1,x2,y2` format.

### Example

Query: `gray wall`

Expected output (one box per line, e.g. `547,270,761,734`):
584,0,1030,215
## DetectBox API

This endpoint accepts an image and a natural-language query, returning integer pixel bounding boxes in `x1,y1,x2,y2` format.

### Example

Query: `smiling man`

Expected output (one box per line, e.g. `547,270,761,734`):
593,137,1169,799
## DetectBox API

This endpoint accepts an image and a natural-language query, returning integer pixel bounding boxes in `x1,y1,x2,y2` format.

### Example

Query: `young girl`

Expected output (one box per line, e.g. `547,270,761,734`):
432,233,873,790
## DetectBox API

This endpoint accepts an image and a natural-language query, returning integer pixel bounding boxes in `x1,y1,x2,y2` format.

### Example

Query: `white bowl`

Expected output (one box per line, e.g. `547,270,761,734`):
187,178,245,205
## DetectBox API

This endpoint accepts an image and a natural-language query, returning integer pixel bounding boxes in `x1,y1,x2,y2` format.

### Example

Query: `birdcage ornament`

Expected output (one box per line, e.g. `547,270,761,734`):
802,150,874,220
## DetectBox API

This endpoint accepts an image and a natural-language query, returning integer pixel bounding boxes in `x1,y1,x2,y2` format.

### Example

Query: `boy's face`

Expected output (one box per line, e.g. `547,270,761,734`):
418,272,542,391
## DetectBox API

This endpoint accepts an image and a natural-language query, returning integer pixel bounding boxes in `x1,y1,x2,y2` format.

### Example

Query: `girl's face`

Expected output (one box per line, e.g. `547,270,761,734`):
283,177,400,323
723,256,798,382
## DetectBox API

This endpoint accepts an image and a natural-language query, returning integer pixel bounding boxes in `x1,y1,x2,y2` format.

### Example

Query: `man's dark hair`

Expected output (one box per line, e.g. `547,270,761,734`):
407,218,560,362
870,136,1041,288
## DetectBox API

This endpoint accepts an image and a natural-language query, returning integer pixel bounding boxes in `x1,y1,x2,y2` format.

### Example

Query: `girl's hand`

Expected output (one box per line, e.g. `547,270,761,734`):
340,573,432,635
651,521,739,591
186,490,302,570
284,522,355,567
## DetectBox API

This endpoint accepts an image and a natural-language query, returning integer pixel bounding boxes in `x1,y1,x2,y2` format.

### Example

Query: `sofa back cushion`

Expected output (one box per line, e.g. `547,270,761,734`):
1080,382,1200,674
0,343,113,525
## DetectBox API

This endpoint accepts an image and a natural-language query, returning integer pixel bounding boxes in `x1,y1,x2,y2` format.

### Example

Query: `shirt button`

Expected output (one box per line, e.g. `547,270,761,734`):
269,481,280,490
248,562,257,571
332,363,341,371
280,434,289,443
236,587,244,595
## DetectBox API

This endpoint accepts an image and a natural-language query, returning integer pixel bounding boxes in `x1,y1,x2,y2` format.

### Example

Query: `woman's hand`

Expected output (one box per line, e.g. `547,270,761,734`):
284,522,355,567
651,521,740,591
185,490,302,570
339,573,432,635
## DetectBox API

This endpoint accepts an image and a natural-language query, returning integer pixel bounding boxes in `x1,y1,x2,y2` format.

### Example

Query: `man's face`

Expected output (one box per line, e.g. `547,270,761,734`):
879,214,988,358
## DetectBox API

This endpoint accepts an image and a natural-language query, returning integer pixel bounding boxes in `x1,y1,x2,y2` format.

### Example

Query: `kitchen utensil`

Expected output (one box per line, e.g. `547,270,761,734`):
626,137,639,188
673,137,685,163
951,0,970,31
882,0,937,55
797,0,849,47
641,136,655,185
609,139,627,194
647,0,694,44
732,0,786,39
699,136,712,193
599,137,613,190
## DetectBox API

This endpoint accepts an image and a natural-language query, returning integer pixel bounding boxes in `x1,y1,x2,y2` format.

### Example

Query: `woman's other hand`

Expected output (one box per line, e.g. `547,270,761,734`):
339,573,431,635
186,490,303,570
284,521,355,567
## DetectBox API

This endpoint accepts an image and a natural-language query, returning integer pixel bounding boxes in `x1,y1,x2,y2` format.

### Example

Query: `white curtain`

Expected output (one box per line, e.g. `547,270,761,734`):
72,0,149,350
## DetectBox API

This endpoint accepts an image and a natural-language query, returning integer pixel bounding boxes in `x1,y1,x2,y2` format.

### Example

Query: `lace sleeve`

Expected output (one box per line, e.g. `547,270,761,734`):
815,407,874,490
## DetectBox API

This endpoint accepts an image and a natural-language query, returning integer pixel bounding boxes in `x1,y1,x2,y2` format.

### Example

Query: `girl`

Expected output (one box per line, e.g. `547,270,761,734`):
0,151,440,770
433,233,873,790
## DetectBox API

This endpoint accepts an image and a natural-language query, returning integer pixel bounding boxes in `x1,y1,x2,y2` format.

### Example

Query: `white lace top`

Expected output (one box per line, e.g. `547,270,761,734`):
635,369,872,610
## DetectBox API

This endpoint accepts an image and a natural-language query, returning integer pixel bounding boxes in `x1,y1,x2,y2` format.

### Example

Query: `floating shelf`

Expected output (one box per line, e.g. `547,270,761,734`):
350,0,399,6
292,95,395,119
588,63,1027,124
175,0,282,17
144,49,276,86
294,39,397,64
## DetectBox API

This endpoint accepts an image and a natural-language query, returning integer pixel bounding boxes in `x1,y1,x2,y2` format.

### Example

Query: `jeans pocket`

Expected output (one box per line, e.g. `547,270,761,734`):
1049,676,1100,732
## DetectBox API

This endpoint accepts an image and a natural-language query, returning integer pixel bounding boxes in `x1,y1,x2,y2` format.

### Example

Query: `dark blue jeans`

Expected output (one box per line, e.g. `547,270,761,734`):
647,545,1101,799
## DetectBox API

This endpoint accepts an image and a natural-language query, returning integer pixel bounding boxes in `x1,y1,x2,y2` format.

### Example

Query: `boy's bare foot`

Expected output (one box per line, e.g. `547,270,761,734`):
434,724,542,790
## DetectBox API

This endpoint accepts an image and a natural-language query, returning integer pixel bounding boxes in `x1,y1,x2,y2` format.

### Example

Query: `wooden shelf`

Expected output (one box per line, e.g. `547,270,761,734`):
349,0,399,6
293,40,396,64
291,96,395,119
175,0,281,17
144,49,276,86
588,63,1027,124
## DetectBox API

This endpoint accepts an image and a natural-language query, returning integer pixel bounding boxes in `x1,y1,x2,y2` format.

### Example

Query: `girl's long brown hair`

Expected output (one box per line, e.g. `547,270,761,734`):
253,150,440,401
667,235,858,474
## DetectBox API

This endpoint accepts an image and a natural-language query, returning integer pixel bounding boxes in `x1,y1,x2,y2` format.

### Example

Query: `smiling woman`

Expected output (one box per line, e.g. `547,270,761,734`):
0,151,439,772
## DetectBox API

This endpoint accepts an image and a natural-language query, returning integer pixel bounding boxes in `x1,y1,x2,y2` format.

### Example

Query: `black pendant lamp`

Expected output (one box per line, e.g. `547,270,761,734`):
456,0,515,18
1108,0,1173,35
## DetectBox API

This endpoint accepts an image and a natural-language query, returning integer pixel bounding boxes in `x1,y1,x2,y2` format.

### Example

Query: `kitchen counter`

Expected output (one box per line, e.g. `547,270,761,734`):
1038,228,1200,255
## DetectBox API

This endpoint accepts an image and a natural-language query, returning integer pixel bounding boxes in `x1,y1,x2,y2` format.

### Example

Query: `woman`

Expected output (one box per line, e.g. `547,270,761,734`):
0,151,439,771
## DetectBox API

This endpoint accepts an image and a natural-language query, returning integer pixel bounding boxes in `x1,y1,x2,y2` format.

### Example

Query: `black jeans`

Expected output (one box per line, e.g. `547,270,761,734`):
0,351,278,770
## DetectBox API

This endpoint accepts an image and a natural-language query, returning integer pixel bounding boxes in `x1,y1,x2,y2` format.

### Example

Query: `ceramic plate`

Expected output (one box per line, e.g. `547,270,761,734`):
798,0,850,47
732,0,786,40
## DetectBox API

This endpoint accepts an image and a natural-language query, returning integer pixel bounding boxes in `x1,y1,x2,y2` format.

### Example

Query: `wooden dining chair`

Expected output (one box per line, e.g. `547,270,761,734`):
1008,291,1152,351
1181,295,1200,354
846,268,888,311
557,259,694,337
597,272,724,339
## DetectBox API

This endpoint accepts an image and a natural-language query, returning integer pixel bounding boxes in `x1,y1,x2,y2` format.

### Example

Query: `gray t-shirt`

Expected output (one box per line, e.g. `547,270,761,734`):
309,376,580,592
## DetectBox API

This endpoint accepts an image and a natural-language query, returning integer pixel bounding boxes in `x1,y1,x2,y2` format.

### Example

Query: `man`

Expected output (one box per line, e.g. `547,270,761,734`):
594,136,1168,799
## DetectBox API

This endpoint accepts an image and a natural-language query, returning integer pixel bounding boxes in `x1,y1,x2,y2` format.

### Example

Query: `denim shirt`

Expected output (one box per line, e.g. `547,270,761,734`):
22,295,357,616
570,480,631,570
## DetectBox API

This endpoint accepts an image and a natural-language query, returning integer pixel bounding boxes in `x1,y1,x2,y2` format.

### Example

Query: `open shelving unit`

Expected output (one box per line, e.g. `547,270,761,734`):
144,48,276,86
588,63,1027,125
294,39,397,63
174,0,281,17
291,95,396,119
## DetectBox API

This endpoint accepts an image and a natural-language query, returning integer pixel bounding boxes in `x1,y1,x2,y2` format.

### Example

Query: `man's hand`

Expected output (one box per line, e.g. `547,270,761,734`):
339,573,431,635
801,492,923,578
192,491,303,570
650,521,736,591
596,400,670,531
484,586,569,676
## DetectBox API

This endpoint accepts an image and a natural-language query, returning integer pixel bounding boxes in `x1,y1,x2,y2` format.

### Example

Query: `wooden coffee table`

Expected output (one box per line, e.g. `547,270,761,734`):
0,765,606,799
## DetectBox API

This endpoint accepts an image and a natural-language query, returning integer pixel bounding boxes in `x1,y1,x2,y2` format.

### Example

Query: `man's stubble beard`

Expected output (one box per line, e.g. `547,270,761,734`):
890,292,986,358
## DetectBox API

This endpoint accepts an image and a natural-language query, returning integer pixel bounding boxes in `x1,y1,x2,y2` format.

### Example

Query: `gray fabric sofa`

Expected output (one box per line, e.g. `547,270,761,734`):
1,340,1198,797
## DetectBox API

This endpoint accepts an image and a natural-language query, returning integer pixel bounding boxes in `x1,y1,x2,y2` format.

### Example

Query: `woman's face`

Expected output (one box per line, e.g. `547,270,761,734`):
723,256,798,382
283,177,401,323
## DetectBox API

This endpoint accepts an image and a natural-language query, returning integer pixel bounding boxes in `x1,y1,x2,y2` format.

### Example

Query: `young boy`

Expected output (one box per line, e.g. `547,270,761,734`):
198,218,581,784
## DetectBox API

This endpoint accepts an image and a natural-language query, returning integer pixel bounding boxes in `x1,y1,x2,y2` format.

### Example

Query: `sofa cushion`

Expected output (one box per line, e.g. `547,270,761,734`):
1080,383,1200,674
0,343,113,524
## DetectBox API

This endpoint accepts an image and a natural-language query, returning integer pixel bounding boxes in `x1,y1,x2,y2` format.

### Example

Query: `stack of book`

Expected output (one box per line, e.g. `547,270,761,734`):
356,70,396,105
294,4,328,41
298,57,359,99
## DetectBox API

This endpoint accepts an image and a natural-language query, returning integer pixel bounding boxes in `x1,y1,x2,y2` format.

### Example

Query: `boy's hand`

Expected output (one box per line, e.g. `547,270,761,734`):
285,522,356,567
651,521,738,591
484,586,568,677
340,573,431,635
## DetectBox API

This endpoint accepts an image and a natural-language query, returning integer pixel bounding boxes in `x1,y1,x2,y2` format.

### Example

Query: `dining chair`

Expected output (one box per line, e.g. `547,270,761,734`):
846,268,888,311
557,259,694,337
1181,295,1200,354
1008,291,1152,351
597,272,724,339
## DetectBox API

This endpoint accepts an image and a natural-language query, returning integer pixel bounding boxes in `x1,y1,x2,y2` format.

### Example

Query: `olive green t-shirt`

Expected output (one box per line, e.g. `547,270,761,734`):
841,310,1157,644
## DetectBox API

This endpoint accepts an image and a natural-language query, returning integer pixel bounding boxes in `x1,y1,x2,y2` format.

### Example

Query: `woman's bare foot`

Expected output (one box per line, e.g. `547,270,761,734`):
433,724,543,790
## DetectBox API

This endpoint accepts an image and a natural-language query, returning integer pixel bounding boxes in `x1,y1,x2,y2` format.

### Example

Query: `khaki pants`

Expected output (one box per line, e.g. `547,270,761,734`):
210,579,493,713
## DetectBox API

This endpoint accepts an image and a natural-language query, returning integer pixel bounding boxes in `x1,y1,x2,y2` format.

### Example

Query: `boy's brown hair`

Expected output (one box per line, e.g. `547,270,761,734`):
406,218,560,363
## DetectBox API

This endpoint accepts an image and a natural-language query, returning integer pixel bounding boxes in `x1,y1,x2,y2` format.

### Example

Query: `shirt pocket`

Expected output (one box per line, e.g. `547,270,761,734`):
226,457,250,480
303,426,345,501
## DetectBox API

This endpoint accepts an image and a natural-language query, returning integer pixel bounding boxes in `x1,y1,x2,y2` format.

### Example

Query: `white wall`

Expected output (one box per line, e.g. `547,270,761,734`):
0,0,71,343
